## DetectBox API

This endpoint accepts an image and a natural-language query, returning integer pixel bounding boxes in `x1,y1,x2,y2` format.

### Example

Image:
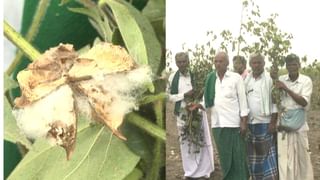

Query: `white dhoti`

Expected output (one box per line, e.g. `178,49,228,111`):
176,110,214,178
278,131,314,180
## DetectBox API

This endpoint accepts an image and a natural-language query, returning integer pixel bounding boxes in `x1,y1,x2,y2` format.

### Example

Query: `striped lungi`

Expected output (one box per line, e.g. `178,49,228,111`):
247,123,278,180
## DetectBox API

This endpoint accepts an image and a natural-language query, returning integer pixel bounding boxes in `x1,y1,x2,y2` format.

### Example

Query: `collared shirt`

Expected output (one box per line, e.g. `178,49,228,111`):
279,74,313,131
167,71,192,108
209,70,249,128
245,71,277,124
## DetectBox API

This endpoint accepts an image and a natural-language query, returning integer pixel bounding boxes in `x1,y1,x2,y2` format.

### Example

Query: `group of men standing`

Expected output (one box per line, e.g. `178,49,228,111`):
167,51,314,180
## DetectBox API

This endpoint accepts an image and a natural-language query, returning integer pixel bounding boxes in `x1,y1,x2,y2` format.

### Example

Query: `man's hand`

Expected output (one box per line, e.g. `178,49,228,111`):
268,122,277,133
275,81,288,92
183,90,194,98
268,113,278,133
275,80,308,107
187,103,204,111
240,116,248,137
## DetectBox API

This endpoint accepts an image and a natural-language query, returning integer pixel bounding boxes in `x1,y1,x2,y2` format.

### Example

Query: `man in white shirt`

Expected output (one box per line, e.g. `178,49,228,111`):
245,53,278,179
275,53,314,180
196,52,249,179
167,52,214,179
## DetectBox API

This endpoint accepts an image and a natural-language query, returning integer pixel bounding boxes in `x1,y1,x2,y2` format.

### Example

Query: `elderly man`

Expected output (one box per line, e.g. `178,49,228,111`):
167,52,214,179
244,53,278,179
193,52,249,179
233,55,249,79
275,53,314,180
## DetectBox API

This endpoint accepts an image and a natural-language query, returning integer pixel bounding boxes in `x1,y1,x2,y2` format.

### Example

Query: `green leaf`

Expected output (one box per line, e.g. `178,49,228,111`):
142,0,165,22
122,122,153,167
8,118,140,180
4,74,18,92
3,74,30,147
59,0,71,6
150,19,165,49
123,168,143,180
101,0,162,74
4,97,32,149
68,6,113,42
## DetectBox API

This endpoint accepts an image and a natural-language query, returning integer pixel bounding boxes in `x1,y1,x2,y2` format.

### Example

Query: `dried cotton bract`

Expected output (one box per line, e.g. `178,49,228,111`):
13,43,153,159
15,44,77,107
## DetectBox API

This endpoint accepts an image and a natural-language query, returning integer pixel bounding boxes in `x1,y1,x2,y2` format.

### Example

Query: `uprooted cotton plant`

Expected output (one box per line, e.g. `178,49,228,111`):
13,42,153,160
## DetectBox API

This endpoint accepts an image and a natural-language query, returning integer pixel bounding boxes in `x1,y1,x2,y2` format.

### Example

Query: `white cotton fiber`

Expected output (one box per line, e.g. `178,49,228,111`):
13,85,75,140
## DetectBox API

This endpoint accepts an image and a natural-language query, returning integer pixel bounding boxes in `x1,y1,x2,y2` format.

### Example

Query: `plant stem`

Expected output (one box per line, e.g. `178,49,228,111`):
237,1,245,56
125,112,165,142
138,93,166,106
146,100,164,180
6,0,50,76
4,21,41,75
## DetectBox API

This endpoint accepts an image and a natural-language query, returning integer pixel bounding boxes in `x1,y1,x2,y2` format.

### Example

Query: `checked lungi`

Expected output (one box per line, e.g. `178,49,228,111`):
247,123,278,180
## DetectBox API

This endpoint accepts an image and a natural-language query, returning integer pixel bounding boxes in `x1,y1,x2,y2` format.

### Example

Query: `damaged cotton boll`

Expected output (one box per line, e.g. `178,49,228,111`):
73,66,153,140
13,42,154,160
68,43,136,79
68,43,153,140
14,44,77,107
13,84,77,160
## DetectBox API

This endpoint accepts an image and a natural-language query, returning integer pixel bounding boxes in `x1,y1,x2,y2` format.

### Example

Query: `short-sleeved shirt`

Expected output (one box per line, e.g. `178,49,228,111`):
279,74,313,131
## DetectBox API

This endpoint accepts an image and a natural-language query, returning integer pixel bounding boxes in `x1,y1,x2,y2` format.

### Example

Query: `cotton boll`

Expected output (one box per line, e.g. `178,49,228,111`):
101,66,153,98
79,42,136,73
126,66,154,93
13,107,51,140
14,44,77,107
126,66,153,87
73,79,127,139
68,43,136,79
71,66,153,140
73,93,92,120
11,42,155,160
13,84,77,159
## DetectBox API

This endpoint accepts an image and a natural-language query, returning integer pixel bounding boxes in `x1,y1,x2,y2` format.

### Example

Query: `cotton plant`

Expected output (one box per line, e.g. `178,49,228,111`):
13,42,153,160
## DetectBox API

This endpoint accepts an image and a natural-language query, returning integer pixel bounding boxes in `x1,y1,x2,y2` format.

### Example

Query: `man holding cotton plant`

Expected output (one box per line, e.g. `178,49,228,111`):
167,52,214,179
275,53,314,180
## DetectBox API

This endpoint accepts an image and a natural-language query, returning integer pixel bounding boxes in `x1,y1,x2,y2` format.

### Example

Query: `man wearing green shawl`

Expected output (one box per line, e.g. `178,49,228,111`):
167,52,214,179
195,52,250,179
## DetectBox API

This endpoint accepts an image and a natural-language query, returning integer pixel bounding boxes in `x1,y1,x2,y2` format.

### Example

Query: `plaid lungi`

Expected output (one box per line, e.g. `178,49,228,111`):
247,123,278,180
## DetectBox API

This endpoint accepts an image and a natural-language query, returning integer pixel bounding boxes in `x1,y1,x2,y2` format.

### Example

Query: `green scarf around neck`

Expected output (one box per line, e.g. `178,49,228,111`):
170,71,194,116
204,71,216,108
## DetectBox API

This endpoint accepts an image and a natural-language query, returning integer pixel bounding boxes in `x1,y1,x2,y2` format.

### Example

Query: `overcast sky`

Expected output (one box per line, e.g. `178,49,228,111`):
167,0,320,70
3,0,24,70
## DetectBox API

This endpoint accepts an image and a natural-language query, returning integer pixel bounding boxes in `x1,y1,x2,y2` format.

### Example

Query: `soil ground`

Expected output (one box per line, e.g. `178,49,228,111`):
166,102,320,180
